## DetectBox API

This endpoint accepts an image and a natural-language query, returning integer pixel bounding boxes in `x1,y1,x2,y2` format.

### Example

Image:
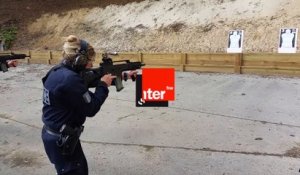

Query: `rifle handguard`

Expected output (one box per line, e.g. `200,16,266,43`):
131,74,136,81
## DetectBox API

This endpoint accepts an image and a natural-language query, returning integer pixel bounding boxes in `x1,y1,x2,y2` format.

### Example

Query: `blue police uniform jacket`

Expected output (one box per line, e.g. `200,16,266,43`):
42,64,108,131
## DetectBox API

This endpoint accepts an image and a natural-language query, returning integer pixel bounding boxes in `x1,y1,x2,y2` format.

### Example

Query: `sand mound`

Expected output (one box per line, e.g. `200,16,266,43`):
18,0,300,52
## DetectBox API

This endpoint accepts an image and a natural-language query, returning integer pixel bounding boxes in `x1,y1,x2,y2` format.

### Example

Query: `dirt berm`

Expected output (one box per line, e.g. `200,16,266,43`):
1,0,300,52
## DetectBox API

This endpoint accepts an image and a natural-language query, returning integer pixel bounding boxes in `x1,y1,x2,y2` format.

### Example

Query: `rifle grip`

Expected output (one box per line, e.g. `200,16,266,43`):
131,74,136,81
114,77,124,92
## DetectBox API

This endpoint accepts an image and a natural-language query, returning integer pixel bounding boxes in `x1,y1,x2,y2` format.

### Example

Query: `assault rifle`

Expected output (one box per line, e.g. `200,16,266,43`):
81,52,145,92
0,52,30,72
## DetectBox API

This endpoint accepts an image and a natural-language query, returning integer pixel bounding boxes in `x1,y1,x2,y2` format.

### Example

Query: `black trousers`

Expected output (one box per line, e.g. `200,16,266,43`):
41,127,88,175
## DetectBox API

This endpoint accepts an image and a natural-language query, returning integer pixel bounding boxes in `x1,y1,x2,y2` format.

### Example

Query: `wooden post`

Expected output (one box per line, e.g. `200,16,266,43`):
48,51,52,65
49,51,53,59
139,52,143,63
180,53,187,72
234,53,242,74
27,50,31,64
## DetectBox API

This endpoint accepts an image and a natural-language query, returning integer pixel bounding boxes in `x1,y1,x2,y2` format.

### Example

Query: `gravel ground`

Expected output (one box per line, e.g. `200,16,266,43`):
0,64,300,175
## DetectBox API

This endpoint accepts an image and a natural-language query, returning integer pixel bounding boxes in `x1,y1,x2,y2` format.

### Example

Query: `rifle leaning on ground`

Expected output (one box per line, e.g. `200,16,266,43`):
81,52,145,92
0,52,30,72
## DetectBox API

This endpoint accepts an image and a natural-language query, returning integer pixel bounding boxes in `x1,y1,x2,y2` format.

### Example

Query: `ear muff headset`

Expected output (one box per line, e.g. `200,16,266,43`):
78,39,88,56
73,39,89,71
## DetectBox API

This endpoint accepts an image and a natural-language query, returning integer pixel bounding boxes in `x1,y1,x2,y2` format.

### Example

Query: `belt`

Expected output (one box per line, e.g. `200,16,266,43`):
43,125,61,137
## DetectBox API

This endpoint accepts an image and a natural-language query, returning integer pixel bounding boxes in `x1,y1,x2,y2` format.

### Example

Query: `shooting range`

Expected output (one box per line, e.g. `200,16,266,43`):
1,0,300,175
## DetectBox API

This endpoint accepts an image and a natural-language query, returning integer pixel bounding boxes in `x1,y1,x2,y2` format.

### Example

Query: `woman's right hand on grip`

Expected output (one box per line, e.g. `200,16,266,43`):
101,74,116,87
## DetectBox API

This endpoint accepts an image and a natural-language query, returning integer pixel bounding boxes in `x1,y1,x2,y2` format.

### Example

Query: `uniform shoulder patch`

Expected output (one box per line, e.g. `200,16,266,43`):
83,91,91,103
43,88,51,105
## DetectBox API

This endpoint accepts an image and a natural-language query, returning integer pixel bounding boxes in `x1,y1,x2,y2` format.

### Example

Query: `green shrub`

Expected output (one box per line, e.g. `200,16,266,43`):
0,26,18,49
